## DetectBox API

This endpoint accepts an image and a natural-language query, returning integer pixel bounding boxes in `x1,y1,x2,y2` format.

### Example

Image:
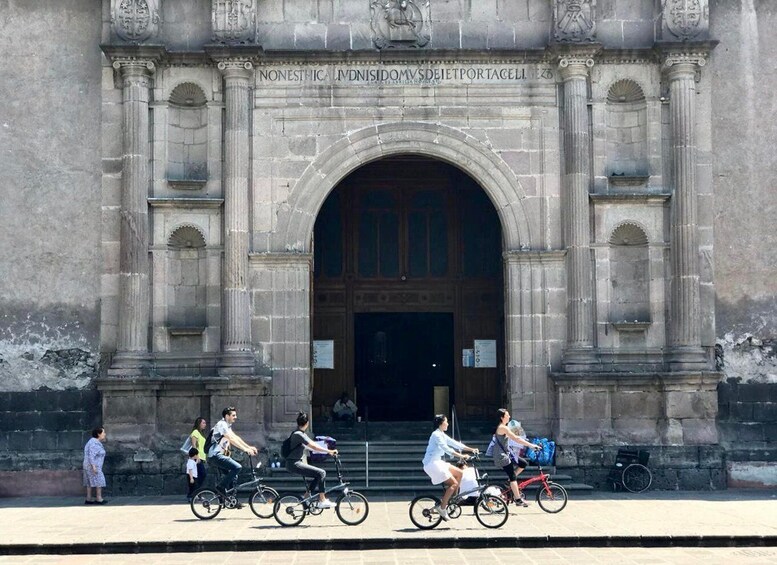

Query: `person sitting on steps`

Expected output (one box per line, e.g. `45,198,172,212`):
421,414,479,521
286,412,339,508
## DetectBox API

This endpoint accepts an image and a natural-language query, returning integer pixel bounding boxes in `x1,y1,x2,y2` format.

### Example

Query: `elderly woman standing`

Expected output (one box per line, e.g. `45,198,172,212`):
83,427,107,505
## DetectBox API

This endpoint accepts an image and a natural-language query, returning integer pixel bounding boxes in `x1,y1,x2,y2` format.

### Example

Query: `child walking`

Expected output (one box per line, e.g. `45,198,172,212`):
186,447,200,501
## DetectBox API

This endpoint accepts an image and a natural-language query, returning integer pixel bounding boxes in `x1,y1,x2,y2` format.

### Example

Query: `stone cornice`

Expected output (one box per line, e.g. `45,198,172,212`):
248,252,313,268
503,249,567,264
102,44,166,67
550,371,722,388
148,197,224,209
590,193,671,204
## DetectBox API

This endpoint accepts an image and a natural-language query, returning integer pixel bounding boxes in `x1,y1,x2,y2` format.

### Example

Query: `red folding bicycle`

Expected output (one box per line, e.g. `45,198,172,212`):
494,458,568,513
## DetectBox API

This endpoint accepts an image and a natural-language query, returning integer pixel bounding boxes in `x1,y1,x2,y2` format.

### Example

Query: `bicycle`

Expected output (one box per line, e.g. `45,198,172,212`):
409,454,509,530
190,454,279,520
272,455,369,527
493,457,568,513
607,448,652,493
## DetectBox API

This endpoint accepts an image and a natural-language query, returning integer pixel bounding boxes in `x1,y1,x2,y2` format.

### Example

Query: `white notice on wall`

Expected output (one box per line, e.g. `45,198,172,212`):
313,340,334,369
462,349,474,368
474,340,497,368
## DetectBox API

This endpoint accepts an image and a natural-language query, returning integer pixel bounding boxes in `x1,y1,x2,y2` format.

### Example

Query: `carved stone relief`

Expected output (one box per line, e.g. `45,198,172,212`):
212,0,256,44
553,0,596,43
370,1,431,49
111,0,161,43
661,0,709,41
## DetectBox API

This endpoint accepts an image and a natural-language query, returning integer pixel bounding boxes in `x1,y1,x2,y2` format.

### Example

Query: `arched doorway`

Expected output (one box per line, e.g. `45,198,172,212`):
311,156,504,421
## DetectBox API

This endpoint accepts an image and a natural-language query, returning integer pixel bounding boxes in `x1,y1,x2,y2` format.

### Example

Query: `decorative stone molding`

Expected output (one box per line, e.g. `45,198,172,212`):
660,0,709,41
111,0,161,43
370,1,431,49
553,0,596,43
661,51,707,74
216,59,254,79
111,58,157,87
212,0,256,44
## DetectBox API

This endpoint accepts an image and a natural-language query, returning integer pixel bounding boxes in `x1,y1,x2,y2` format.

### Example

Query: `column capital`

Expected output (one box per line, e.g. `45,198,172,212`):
660,49,708,78
216,59,254,81
551,44,600,80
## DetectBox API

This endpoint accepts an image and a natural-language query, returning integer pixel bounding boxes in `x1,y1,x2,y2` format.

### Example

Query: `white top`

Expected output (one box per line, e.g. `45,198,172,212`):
422,429,465,466
210,419,232,455
186,459,198,478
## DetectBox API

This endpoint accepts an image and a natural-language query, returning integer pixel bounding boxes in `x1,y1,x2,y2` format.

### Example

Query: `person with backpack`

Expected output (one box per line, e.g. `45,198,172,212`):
491,408,540,507
207,406,258,504
284,412,338,508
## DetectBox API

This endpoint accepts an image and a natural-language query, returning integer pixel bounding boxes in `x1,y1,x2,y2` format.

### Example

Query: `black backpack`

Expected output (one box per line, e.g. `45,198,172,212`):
280,431,297,459
203,427,216,454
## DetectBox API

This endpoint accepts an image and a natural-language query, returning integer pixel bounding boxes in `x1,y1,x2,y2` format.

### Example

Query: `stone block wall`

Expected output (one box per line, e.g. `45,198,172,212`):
0,389,101,497
717,379,777,488
557,444,726,491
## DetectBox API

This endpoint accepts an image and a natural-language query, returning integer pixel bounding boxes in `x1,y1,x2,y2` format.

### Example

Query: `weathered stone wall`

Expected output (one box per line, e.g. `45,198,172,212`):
0,0,103,391
711,1,777,381
717,379,777,487
0,389,101,496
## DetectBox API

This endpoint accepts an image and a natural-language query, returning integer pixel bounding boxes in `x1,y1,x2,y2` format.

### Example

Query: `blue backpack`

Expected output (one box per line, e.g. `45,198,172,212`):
526,437,555,466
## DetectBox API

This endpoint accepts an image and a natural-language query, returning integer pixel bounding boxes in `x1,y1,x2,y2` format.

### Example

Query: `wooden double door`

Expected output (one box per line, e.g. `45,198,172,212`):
312,157,504,421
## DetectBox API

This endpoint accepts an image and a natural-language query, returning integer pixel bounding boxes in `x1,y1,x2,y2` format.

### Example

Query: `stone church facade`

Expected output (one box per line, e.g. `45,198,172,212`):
1,1,775,493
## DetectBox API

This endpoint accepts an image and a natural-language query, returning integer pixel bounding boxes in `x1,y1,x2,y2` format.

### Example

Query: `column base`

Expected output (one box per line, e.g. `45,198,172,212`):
108,351,150,377
562,346,599,373
219,350,256,376
668,347,709,371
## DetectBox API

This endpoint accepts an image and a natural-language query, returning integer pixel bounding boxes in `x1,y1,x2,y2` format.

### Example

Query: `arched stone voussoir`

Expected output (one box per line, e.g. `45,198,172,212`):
272,122,534,253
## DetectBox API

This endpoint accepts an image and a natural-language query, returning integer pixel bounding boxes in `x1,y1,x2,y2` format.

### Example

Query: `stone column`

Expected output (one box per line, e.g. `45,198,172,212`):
218,60,255,375
111,59,155,373
664,53,707,369
559,53,596,370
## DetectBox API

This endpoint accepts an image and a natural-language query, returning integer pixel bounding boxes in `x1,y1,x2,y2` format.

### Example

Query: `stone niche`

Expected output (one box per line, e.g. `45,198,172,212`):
551,372,720,446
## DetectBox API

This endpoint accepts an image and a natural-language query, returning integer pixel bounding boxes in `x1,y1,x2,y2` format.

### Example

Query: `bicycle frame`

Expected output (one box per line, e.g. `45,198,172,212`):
294,456,352,506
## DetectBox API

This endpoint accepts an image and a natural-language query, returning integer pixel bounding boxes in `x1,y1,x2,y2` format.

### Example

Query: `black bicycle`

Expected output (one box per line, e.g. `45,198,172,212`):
409,454,509,530
190,454,279,520
272,455,369,527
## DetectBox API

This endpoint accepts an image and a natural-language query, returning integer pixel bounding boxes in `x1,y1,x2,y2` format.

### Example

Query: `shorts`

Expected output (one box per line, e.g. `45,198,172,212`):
502,457,528,482
423,460,453,485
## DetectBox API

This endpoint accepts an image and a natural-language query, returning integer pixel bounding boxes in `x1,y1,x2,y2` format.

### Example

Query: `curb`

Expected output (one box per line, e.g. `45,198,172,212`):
2,536,776,555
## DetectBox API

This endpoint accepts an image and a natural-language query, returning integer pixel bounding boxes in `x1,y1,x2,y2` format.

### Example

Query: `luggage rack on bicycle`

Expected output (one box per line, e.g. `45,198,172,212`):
607,448,652,493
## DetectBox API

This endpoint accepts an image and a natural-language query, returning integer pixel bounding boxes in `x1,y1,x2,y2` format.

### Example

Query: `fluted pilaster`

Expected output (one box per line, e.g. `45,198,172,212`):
664,53,707,368
112,59,155,371
559,55,595,367
218,60,254,373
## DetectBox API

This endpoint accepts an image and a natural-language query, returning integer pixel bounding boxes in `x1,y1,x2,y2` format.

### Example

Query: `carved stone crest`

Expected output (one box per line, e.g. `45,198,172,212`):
111,0,161,43
212,0,256,44
553,0,596,43
662,0,709,40
370,1,431,49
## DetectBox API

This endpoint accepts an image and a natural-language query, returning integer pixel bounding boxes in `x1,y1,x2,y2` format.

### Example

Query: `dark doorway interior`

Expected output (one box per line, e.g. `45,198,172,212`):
355,313,454,421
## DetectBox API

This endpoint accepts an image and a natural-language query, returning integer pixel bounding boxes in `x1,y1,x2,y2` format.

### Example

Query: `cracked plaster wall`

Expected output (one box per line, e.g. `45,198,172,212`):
0,1,103,391
712,1,777,383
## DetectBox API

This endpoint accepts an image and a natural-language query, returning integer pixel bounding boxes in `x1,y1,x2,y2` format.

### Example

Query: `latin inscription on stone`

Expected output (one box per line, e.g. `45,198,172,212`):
255,64,554,86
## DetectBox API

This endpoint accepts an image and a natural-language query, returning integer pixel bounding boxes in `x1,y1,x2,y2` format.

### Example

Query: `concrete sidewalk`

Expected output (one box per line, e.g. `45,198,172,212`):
0,491,775,555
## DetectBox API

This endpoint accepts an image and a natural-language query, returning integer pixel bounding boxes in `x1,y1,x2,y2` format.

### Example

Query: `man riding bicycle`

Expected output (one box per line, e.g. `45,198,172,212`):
208,406,258,506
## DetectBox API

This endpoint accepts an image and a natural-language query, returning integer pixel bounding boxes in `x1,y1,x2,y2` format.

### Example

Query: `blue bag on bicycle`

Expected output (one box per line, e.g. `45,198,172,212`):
526,437,555,466
308,435,336,462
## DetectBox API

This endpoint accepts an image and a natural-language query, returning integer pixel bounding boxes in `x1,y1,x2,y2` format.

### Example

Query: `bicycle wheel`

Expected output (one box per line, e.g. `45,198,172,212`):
622,463,652,493
536,482,568,513
409,495,443,530
474,494,509,529
190,487,222,520
249,486,279,519
335,491,369,526
273,494,306,527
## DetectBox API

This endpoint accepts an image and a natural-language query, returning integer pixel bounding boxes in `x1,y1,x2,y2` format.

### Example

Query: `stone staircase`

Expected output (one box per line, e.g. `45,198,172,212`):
259,421,594,496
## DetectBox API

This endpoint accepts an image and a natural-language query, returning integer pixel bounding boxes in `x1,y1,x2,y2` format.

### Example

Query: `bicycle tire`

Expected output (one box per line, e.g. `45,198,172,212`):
474,494,509,529
536,481,568,513
335,491,369,526
273,493,306,527
190,487,222,520
409,495,443,530
622,463,652,493
248,485,279,519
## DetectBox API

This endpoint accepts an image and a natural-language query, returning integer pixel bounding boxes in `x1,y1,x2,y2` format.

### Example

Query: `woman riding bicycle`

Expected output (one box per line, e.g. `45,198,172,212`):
492,408,540,507
286,412,338,509
421,414,479,521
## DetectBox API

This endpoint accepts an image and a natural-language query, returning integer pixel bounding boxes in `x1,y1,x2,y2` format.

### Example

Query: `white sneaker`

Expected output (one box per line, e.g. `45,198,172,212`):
434,504,450,521
318,499,336,509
